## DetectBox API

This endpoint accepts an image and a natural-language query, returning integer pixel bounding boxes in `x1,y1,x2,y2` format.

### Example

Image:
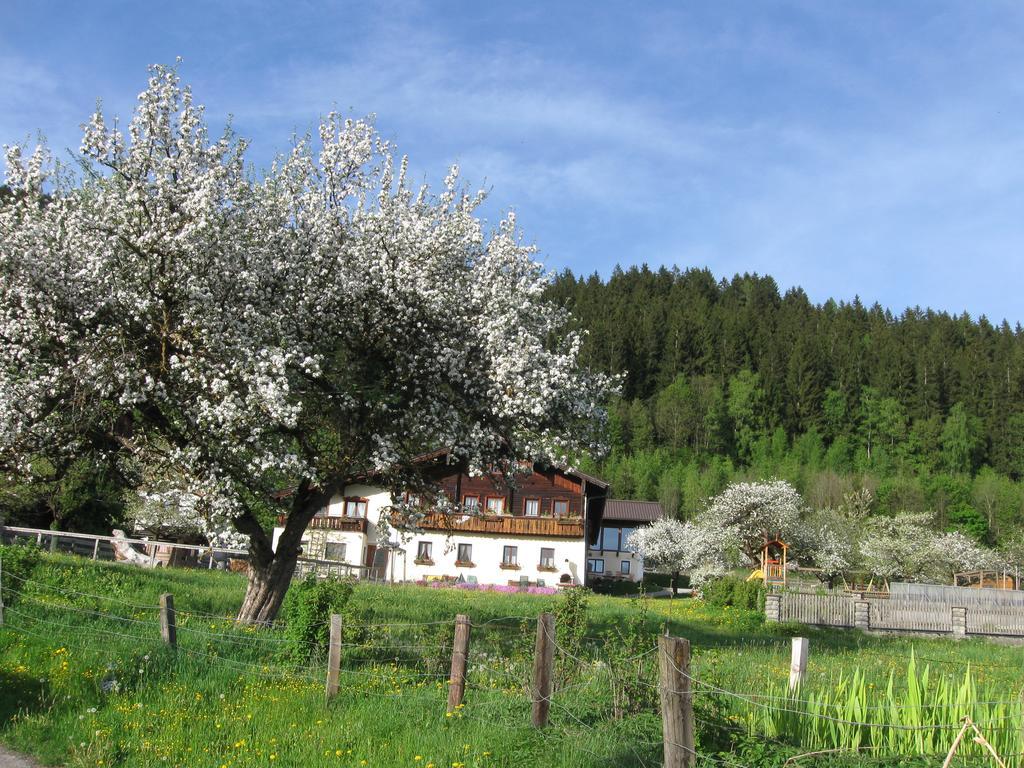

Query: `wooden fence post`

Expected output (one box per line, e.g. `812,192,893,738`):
789,637,808,690
325,613,342,700
159,593,176,649
447,614,471,712
658,634,694,768
531,612,555,728
92,538,100,560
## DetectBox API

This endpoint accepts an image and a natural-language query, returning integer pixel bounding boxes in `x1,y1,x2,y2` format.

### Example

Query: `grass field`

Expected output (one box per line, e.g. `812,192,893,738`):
1,547,1023,767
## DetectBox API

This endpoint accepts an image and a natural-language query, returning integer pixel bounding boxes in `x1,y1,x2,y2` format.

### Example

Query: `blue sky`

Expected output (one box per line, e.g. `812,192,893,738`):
3,1,1024,323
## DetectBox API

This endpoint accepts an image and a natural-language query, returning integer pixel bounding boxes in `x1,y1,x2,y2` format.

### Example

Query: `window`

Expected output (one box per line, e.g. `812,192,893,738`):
502,545,518,566
540,547,555,568
524,498,540,517
344,498,368,517
462,495,480,511
324,542,347,562
457,543,473,564
599,526,636,552
587,558,605,574
620,527,636,552
416,541,433,562
620,560,631,575
400,492,421,507
553,499,569,518
486,496,506,515
601,526,619,551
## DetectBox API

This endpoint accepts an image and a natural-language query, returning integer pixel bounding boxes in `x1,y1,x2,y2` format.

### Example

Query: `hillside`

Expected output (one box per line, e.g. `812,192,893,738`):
549,266,1024,544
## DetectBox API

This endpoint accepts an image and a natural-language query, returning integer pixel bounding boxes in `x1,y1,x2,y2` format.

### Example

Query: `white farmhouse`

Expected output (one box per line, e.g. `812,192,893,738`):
271,458,659,588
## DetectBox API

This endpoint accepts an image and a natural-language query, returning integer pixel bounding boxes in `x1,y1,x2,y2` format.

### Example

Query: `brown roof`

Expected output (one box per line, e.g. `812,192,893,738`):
571,468,610,489
410,448,609,489
602,499,663,522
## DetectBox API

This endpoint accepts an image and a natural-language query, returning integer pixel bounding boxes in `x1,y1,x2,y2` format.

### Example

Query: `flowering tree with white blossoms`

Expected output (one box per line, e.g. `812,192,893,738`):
796,515,857,585
123,456,248,548
702,479,804,560
934,531,1006,575
791,490,873,586
0,64,611,623
627,518,730,588
859,513,1005,582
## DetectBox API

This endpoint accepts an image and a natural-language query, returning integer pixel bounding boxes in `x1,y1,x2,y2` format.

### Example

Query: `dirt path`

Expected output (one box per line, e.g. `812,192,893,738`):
0,746,39,768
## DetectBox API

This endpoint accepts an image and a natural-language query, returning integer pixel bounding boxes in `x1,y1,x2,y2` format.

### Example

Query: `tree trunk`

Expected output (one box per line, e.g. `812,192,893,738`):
233,478,333,626
236,554,300,626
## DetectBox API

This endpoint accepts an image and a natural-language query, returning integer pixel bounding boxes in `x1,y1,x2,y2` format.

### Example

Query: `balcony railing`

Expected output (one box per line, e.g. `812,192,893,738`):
278,514,368,534
411,512,584,539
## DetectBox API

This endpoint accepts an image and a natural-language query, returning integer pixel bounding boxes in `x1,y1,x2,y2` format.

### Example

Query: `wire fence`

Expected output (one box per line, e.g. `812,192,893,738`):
1,564,1021,767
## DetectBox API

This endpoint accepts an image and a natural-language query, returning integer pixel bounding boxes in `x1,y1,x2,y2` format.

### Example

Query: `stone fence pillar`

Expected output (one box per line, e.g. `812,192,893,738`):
765,593,781,623
951,606,967,639
854,600,870,631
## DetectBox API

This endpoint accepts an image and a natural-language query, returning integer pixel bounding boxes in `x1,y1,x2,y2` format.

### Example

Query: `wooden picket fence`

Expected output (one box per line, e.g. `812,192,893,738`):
871,599,954,634
768,590,1024,639
773,592,855,627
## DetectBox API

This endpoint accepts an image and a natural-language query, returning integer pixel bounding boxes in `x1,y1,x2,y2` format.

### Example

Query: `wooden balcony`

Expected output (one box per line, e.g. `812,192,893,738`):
414,512,584,539
278,514,368,534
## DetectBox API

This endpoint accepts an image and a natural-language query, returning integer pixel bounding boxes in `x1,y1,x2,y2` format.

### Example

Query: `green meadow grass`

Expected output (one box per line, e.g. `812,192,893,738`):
1,551,1022,767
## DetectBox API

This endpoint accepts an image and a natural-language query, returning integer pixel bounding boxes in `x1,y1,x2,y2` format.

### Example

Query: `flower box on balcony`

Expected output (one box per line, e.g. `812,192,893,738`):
499,562,520,570
455,560,475,568
537,564,558,572
414,558,434,566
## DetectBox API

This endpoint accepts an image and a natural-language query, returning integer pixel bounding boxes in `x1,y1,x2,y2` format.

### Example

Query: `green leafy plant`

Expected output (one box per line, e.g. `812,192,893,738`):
0,541,41,608
702,574,765,610
280,576,359,664
739,652,1022,760
553,585,589,686
602,592,658,718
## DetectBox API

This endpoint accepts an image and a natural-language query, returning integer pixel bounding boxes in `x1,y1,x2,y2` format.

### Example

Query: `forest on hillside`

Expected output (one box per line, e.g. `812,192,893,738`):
549,265,1024,546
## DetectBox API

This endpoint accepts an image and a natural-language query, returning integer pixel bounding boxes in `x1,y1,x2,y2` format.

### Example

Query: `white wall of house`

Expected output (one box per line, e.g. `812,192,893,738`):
271,483,588,586
401,530,585,587
323,484,392,520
